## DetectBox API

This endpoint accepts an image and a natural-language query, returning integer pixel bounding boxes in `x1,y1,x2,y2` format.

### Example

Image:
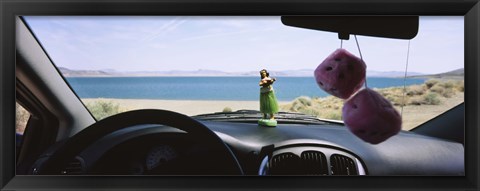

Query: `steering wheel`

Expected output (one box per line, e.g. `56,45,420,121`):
38,109,244,175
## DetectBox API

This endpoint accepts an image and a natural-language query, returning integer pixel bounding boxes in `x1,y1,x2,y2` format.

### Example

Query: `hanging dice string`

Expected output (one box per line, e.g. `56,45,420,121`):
354,35,367,88
401,40,412,117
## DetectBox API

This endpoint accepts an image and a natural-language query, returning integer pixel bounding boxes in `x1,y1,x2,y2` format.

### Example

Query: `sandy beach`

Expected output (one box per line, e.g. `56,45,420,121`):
82,89,463,131
394,92,464,130
82,98,289,116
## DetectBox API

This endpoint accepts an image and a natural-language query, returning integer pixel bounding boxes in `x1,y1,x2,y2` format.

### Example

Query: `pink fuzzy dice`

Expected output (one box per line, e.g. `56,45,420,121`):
314,49,366,99
342,88,402,144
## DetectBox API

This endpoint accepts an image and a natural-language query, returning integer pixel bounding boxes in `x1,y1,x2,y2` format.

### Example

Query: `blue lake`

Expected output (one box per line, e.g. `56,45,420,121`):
66,77,426,101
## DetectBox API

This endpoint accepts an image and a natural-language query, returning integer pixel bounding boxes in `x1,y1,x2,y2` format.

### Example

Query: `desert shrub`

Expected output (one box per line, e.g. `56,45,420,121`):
222,107,233,112
295,96,312,106
285,95,344,120
375,88,389,97
439,81,454,89
284,104,296,112
311,98,322,106
378,91,389,97
406,85,425,96
312,96,344,109
430,84,445,94
321,110,342,120
298,107,320,117
378,87,404,101
423,93,441,105
455,80,464,92
290,101,306,112
281,104,293,112
86,100,125,120
393,96,409,106
441,88,455,98
425,79,439,89
409,97,424,105
385,95,397,103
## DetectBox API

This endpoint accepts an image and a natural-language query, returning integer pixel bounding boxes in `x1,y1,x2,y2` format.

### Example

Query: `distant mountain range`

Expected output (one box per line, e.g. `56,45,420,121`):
58,67,111,77
367,70,425,77
58,67,461,78
58,67,315,77
408,68,464,79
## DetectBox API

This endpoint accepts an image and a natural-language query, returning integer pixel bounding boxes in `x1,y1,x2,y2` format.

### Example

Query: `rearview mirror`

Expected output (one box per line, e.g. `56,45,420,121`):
281,16,419,40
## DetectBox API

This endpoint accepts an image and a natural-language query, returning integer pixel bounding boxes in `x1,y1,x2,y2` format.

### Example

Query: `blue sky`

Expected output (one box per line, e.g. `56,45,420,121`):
24,16,464,74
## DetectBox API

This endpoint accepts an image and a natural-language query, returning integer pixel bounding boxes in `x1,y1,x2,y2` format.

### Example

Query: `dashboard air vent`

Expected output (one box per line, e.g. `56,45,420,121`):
330,154,358,175
301,151,328,175
269,152,301,175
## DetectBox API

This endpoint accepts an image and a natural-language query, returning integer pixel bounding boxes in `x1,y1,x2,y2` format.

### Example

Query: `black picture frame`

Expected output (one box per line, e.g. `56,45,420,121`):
1,0,479,190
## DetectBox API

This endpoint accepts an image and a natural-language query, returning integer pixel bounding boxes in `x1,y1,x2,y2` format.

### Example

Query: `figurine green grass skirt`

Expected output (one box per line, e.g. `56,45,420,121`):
260,90,279,114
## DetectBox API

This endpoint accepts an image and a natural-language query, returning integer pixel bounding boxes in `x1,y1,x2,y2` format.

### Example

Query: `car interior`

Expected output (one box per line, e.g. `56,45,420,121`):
14,15,464,176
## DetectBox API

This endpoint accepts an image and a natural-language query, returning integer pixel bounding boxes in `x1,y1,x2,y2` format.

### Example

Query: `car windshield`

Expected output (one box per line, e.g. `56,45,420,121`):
23,16,464,131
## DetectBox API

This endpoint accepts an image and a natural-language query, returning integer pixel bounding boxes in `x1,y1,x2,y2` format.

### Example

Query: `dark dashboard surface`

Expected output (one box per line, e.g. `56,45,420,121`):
203,120,464,175
41,119,464,176
31,117,464,176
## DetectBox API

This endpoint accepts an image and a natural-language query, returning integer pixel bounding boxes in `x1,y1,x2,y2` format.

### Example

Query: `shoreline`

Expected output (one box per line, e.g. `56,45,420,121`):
82,98,289,116
82,91,464,131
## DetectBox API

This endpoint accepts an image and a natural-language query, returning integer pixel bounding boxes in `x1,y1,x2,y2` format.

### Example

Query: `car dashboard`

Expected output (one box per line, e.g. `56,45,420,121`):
30,117,464,176
205,120,464,176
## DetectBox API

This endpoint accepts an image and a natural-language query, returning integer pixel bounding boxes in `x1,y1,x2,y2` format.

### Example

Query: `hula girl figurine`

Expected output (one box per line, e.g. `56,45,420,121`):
258,69,279,127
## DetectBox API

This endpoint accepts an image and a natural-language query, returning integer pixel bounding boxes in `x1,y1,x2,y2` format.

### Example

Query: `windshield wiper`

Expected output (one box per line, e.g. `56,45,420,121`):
192,110,343,125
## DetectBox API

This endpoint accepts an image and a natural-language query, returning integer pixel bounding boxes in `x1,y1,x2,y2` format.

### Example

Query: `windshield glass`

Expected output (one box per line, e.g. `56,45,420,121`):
23,16,464,130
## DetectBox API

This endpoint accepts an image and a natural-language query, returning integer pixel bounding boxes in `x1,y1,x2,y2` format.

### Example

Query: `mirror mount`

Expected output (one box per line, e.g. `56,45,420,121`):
281,16,419,40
